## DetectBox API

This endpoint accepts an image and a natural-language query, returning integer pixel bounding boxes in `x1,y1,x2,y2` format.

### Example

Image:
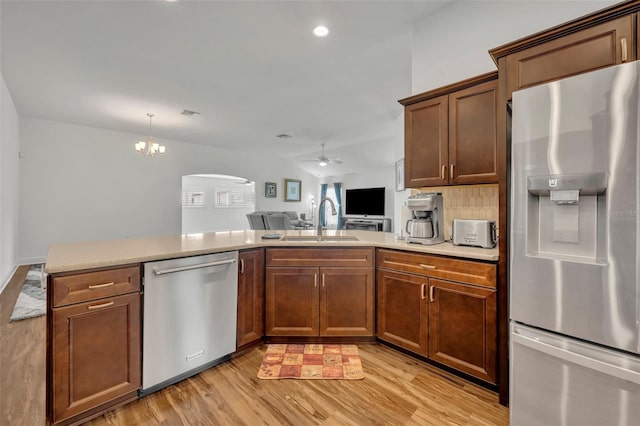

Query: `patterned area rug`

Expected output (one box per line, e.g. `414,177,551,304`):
257,344,364,380
10,264,46,322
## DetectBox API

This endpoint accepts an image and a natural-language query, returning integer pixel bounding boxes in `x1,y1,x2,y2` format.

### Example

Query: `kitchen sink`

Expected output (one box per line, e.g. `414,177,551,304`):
279,235,360,242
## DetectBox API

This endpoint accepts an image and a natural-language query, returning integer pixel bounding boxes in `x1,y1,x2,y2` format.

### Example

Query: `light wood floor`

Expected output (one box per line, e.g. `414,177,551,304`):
0,265,46,426
0,266,509,425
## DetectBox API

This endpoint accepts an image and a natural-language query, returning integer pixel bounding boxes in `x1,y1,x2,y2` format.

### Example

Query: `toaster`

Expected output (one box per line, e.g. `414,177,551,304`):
452,219,497,249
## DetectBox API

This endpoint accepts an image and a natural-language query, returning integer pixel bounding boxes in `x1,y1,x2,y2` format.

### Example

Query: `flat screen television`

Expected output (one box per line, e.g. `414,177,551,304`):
344,187,385,216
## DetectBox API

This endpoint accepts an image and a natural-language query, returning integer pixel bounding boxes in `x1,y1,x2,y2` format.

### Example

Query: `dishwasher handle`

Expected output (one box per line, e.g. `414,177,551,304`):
153,258,236,276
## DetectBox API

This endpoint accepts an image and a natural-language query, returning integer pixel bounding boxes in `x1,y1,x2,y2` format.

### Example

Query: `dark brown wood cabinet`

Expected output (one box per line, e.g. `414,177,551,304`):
376,249,497,384
399,73,498,188
403,95,449,187
376,269,428,355
266,267,320,336
320,267,374,336
501,15,634,98
265,248,374,337
236,248,265,348
48,265,141,425
428,278,496,383
637,12,640,59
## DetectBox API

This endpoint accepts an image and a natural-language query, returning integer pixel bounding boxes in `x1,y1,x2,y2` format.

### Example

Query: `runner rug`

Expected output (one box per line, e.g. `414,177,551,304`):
257,344,364,380
10,264,46,322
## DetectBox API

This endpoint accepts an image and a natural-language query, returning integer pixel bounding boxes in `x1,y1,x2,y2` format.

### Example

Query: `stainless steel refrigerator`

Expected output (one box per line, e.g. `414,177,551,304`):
510,61,640,425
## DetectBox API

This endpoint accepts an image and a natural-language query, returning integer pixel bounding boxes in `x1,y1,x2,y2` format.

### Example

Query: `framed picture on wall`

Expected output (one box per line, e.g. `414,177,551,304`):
265,182,277,198
284,178,302,202
395,158,405,191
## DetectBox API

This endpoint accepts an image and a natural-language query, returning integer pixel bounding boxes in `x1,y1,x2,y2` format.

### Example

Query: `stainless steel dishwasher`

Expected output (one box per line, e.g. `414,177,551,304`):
141,251,238,395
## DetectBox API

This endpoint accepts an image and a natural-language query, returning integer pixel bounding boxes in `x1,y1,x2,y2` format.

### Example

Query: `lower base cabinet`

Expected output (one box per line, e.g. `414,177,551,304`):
428,278,496,383
236,248,265,348
376,269,428,354
51,292,141,424
266,266,374,336
376,249,497,384
265,248,375,337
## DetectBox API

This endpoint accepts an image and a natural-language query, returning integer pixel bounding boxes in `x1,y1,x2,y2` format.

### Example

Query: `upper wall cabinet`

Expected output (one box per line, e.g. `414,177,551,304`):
491,11,636,100
399,72,498,188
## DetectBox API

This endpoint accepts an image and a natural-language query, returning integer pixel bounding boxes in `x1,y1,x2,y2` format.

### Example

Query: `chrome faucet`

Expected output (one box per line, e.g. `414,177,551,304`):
317,197,337,236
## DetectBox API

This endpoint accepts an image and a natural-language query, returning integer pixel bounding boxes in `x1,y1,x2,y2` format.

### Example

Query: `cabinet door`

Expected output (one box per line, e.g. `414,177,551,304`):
52,292,141,424
506,15,634,97
237,249,265,348
376,269,427,355
320,267,374,336
428,278,496,384
449,80,498,184
265,267,319,336
404,94,449,187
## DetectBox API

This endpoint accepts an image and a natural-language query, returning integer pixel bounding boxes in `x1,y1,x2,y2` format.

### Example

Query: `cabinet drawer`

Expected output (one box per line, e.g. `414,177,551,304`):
377,249,495,288
52,265,141,307
266,248,373,267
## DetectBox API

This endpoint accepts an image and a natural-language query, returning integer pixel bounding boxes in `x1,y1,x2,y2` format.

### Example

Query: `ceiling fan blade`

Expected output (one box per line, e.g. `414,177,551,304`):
331,159,343,164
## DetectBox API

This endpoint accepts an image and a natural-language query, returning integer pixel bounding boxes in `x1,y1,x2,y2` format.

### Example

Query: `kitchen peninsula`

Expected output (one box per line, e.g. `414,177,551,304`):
46,229,498,425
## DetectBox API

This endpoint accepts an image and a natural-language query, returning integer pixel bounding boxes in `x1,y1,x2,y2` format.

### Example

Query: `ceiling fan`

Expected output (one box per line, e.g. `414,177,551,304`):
303,143,343,167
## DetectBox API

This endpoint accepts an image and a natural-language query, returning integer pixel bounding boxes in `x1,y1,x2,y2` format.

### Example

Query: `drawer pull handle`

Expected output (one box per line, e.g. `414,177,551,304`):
421,284,426,300
450,164,455,179
88,282,115,290
429,285,435,302
87,301,114,310
419,264,436,270
621,38,628,62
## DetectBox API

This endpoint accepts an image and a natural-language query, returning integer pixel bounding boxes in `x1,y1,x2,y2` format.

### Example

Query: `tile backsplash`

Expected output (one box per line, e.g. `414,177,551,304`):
411,184,499,241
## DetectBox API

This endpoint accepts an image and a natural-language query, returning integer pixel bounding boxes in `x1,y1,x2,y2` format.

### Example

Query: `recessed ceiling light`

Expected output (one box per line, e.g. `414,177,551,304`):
313,25,329,37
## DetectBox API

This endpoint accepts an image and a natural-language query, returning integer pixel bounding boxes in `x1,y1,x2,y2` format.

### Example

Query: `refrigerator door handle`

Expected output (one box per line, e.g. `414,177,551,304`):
512,327,640,385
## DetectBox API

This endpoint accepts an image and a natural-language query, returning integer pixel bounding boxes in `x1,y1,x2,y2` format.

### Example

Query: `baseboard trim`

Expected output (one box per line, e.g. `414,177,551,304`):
17,256,47,266
0,264,19,296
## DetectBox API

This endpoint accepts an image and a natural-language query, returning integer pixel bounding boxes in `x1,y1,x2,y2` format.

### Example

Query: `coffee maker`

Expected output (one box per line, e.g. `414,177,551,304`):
405,192,444,245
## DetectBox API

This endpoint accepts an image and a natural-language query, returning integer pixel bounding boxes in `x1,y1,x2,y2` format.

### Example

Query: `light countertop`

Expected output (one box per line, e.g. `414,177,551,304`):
45,230,499,274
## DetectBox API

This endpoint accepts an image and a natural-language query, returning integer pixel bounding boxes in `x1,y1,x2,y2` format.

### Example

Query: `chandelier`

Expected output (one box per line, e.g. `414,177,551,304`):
135,113,166,156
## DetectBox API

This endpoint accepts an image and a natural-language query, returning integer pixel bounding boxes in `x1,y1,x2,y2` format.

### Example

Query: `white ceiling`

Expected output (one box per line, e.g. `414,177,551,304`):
1,0,454,176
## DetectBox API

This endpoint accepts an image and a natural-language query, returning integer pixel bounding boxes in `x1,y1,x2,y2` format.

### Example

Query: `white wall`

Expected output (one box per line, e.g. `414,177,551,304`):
410,1,620,93
18,117,318,261
0,74,20,293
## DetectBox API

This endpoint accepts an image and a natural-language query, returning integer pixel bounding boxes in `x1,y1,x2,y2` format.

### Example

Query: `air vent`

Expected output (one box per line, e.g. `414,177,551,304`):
181,109,201,116
276,133,293,139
